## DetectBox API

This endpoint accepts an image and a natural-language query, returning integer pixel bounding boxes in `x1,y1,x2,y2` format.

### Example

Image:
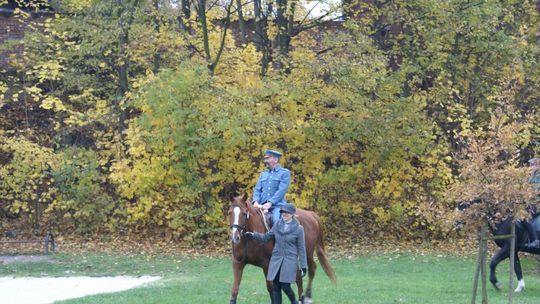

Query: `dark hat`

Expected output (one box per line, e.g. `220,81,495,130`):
265,149,283,158
280,203,296,214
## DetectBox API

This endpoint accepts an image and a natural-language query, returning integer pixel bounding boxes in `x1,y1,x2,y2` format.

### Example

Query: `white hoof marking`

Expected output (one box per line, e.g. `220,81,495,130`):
514,279,525,292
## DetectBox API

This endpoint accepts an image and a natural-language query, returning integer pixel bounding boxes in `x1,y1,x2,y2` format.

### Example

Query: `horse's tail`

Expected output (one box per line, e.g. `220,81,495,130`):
314,213,337,285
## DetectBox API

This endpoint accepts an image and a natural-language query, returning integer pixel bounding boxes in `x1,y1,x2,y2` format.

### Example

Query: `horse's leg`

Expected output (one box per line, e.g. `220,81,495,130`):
230,262,246,304
295,274,304,304
263,265,274,304
513,254,526,292
266,280,275,304
301,256,317,304
489,245,509,290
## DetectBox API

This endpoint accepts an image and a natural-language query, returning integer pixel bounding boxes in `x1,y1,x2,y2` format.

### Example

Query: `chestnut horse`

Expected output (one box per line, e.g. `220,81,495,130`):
228,194,336,304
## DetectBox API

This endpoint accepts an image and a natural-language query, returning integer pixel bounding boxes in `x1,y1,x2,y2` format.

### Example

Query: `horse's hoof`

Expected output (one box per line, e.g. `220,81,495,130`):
514,280,526,293
491,281,502,290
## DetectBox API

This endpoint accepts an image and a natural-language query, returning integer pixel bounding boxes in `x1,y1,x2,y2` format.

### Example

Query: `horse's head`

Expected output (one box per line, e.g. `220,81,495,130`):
228,193,253,244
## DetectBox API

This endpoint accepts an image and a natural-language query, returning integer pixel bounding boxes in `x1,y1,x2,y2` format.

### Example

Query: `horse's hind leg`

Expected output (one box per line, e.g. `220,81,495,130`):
489,246,509,290
300,258,316,304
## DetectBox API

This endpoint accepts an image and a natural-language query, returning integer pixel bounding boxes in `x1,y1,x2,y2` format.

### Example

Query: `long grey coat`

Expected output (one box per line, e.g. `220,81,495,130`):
252,218,307,283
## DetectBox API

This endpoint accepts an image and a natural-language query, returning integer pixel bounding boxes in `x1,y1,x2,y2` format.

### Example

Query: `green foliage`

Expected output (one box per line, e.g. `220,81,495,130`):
111,65,232,239
48,148,114,234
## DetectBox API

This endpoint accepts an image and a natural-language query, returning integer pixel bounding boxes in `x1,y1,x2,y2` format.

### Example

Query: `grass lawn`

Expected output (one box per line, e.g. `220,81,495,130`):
1,251,540,303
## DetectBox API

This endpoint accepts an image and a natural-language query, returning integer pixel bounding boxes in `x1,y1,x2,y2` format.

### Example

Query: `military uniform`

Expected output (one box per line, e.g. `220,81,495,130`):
253,165,291,223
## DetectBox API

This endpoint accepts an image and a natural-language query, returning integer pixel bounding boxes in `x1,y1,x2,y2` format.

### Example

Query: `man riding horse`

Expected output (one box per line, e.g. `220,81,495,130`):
252,149,291,224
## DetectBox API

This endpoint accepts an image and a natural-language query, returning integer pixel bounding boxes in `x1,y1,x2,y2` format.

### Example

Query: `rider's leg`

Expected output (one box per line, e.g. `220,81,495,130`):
271,206,282,224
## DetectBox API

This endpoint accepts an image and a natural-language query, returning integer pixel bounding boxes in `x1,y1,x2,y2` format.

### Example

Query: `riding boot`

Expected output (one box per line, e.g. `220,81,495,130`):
284,292,298,304
282,284,297,304
272,290,282,304
525,239,540,250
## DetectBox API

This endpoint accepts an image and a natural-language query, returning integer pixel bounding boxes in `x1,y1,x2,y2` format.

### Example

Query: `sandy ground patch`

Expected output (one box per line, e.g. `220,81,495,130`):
0,255,53,264
0,276,161,304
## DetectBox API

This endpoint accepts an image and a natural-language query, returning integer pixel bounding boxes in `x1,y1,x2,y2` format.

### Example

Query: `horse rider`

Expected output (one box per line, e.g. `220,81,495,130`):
245,203,307,304
523,157,540,250
252,149,291,224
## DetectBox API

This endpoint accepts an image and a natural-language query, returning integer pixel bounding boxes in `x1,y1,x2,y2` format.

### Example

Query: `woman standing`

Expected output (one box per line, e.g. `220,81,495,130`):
245,203,307,304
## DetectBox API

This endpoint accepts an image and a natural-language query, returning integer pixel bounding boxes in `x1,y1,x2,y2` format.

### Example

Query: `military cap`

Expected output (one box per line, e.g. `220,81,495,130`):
265,149,283,158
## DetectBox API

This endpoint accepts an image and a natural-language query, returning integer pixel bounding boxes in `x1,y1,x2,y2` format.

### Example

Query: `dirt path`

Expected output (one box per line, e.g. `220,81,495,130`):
0,275,161,304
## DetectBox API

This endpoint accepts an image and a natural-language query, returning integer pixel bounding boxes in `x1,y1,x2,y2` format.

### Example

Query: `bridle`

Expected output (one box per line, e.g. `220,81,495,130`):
230,206,250,234
230,205,250,263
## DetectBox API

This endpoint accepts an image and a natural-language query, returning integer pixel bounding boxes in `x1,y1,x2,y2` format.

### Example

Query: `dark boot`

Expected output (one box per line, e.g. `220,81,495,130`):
282,284,297,304
272,290,282,304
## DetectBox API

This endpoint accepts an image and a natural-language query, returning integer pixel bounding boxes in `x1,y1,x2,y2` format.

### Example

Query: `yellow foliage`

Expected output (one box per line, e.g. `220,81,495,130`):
41,96,67,111
372,207,391,223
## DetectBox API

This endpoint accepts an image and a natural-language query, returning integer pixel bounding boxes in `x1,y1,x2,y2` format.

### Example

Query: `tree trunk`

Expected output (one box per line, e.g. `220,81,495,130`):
117,6,131,140
236,0,248,44
179,0,192,31
509,219,515,304
198,0,211,64
152,0,161,74
254,0,271,76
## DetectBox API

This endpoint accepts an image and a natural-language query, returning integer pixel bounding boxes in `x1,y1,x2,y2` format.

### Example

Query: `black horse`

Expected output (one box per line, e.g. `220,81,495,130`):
457,201,540,292
486,215,540,292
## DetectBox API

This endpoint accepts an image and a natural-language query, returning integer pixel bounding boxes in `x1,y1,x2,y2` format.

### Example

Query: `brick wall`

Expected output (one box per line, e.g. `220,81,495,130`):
0,12,26,69
0,10,52,70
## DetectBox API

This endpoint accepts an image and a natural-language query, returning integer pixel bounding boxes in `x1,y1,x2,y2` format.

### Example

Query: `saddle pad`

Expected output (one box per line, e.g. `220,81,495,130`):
533,215,540,231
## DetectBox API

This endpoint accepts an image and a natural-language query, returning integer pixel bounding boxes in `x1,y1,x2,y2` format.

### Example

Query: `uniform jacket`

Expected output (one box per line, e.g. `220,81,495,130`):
252,217,307,283
253,165,290,207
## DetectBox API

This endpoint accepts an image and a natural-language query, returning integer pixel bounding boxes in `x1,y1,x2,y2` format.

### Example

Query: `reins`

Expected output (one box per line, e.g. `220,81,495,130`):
256,207,270,232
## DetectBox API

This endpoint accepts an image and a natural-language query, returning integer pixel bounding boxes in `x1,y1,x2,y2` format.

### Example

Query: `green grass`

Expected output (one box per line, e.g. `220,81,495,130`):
1,252,540,303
